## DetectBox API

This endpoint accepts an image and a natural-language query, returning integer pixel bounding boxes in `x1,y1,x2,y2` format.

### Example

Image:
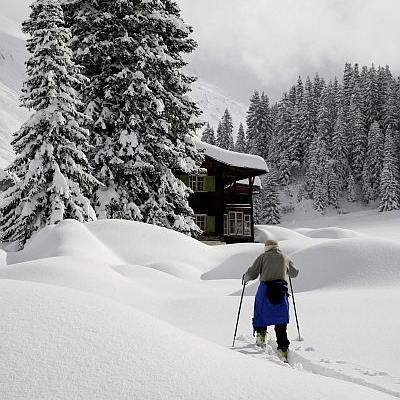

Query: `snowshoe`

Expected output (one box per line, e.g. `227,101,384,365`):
277,349,289,363
255,331,267,348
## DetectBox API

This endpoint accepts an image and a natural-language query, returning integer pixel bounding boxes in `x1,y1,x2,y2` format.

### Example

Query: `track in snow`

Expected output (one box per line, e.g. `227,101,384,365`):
233,334,400,399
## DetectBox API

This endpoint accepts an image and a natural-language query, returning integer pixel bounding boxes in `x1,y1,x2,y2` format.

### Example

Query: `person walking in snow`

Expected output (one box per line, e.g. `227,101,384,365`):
242,239,299,359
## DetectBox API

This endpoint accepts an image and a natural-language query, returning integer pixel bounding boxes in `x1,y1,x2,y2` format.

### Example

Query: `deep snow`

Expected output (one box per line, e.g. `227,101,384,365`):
1,212,400,399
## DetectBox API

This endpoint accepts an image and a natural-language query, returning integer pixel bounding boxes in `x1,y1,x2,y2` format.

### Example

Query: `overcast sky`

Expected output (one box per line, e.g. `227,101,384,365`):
178,0,400,103
3,1,400,103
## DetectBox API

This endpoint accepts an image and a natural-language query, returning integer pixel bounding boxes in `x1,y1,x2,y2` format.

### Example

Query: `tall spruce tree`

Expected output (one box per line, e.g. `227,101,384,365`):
0,0,97,248
316,84,336,157
362,121,384,201
347,172,357,202
201,123,216,145
349,84,367,180
63,0,204,235
311,135,329,213
216,109,234,150
235,123,247,153
302,76,318,159
254,172,281,225
275,93,293,185
246,91,261,153
379,128,400,211
331,107,348,192
255,93,273,159
246,92,272,158
365,65,380,126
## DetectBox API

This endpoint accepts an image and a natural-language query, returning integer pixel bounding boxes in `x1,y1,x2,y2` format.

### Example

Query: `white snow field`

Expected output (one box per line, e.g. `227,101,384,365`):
1,212,400,399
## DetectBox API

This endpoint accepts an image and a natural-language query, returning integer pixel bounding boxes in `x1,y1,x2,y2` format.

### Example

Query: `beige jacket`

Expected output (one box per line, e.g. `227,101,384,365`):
244,246,299,283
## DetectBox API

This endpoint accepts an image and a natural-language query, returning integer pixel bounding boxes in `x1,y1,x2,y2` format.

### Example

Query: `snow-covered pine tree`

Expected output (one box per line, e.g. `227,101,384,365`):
287,76,306,170
254,172,281,225
64,0,204,235
383,79,399,132
304,137,318,197
0,0,97,248
313,73,326,102
365,65,380,126
235,123,247,153
347,172,357,202
266,103,279,165
311,135,329,213
327,159,340,208
379,128,400,211
246,91,261,153
331,107,348,192
202,123,216,145
217,109,234,150
255,93,273,159
342,63,354,112
275,93,293,185
349,82,367,180
302,76,318,159
316,84,336,156
362,121,384,201
245,91,272,158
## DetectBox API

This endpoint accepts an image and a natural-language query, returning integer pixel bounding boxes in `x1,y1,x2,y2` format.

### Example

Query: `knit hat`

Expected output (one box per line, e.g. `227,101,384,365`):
265,240,278,247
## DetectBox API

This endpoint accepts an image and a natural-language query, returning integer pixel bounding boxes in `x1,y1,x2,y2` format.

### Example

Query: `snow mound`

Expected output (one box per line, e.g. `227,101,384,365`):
255,225,310,242
291,237,400,291
238,237,400,296
86,220,217,275
295,227,362,239
7,219,123,266
202,243,264,280
0,279,393,400
7,219,261,280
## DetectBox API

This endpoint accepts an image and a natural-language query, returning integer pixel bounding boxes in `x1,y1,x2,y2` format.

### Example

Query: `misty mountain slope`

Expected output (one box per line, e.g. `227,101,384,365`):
191,79,247,135
0,17,29,169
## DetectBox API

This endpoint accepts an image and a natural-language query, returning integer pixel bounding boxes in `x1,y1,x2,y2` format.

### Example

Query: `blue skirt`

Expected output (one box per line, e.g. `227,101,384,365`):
252,281,290,331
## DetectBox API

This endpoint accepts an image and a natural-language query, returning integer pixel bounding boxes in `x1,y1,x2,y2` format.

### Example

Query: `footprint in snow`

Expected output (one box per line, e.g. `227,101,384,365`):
320,358,331,363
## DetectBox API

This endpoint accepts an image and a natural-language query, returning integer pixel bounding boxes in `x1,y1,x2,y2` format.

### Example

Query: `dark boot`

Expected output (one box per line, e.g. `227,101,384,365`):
255,330,267,348
274,324,290,351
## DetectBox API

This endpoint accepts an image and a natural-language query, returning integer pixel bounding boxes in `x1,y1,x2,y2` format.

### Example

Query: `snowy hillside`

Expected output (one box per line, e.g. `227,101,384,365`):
0,16,29,168
1,215,400,399
191,78,247,135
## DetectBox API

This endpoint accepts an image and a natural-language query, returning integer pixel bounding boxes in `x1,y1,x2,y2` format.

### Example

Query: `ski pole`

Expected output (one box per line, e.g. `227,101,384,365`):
232,282,246,348
289,276,303,341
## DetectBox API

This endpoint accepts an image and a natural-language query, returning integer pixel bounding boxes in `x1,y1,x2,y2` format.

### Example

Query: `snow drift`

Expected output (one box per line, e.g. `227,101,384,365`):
1,218,400,399
2,279,393,400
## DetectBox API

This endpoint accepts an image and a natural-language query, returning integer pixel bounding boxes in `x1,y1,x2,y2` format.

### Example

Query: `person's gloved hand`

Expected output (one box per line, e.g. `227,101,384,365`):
242,273,249,285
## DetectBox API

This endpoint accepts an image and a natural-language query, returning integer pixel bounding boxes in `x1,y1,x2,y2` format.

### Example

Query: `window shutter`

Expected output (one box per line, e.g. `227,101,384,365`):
206,176,215,192
180,175,189,185
206,216,215,233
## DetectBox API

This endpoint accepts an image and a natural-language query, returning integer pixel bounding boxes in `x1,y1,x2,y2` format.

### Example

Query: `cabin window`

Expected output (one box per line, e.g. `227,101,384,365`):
223,214,228,235
244,214,251,236
195,214,207,232
189,175,206,192
228,211,244,235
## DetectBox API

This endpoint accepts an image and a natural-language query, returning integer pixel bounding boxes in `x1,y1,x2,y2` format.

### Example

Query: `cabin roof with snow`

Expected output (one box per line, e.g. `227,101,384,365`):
195,140,268,176
236,177,262,188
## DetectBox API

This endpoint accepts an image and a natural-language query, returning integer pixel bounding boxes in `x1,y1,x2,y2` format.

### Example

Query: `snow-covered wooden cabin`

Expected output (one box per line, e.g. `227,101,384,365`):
181,140,268,243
